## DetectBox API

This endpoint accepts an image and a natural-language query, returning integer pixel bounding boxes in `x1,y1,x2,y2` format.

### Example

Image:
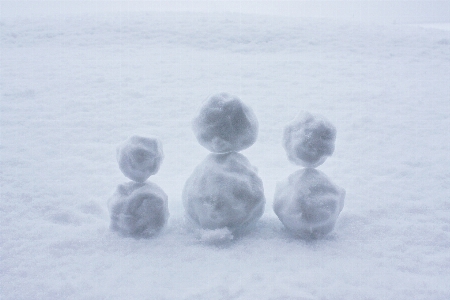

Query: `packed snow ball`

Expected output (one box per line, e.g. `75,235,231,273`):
183,152,265,235
274,168,345,239
116,135,163,183
283,111,336,168
108,181,169,238
192,93,259,153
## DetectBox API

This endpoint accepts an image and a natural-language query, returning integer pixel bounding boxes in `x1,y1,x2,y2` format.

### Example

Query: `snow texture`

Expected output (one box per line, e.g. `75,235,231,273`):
2,10,450,300
274,168,345,238
192,93,259,153
116,135,163,183
183,152,265,235
108,181,169,238
283,111,337,168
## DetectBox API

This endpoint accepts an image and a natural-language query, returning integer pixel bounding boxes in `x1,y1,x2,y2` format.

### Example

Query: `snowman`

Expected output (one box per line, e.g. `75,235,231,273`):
108,135,169,238
183,93,265,241
274,112,346,238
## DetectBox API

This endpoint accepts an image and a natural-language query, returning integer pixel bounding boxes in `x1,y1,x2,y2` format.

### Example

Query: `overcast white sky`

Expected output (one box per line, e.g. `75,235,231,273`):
1,0,449,24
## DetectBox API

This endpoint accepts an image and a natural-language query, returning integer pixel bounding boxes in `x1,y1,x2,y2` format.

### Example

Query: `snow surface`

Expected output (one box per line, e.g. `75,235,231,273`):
183,152,265,237
116,135,163,182
1,10,450,300
283,111,336,168
192,93,258,153
274,168,345,239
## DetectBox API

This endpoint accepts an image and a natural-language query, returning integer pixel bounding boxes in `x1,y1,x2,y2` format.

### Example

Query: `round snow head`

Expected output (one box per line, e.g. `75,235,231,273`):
108,181,169,238
192,93,259,153
182,152,265,235
283,111,336,168
116,135,163,182
273,168,345,239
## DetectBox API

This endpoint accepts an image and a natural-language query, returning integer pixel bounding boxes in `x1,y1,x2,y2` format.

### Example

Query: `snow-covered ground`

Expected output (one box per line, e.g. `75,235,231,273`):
1,10,449,300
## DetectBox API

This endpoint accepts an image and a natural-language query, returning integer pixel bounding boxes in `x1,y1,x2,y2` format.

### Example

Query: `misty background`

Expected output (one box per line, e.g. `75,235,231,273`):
1,0,450,24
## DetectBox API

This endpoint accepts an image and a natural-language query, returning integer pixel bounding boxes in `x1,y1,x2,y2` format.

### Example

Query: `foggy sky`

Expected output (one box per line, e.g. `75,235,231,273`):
1,0,449,24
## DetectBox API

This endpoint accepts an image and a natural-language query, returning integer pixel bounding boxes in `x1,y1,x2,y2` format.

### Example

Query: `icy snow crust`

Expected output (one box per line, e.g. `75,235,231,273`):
192,93,259,153
283,111,336,168
2,11,450,300
274,168,345,238
108,181,169,237
183,152,265,235
116,135,163,182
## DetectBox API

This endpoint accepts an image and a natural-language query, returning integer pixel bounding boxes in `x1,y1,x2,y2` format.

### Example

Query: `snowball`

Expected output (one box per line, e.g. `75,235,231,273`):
182,152,265,235
283,111,336,168
192,93,259,153
199,228,234,244
108,181,169,238
273,168,345,239
116,135,163,183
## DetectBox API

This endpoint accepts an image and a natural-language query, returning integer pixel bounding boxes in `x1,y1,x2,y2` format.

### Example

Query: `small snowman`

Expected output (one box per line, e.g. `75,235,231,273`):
274,112,345,239
183,93,265,241
108,135,169,238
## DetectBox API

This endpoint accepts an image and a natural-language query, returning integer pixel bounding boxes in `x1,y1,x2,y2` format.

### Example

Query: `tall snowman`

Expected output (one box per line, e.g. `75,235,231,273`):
108,135,169,238
183,93,265,241
274,112,346,239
